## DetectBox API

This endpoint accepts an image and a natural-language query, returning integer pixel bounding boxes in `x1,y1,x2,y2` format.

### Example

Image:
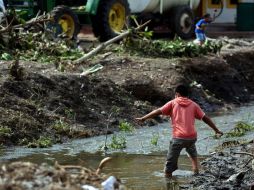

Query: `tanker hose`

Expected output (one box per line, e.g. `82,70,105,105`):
213,0,224,20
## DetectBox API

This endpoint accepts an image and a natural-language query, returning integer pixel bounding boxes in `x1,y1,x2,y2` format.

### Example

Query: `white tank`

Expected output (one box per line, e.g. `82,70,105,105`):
129,0,200,13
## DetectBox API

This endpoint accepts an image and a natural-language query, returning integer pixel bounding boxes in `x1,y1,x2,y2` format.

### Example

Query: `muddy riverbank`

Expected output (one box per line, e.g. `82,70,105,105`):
1,46,254,147
191,141,254,190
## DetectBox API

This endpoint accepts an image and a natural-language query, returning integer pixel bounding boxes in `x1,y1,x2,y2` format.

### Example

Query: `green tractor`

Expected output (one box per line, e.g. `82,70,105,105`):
6,0,130,41
5,0,201,41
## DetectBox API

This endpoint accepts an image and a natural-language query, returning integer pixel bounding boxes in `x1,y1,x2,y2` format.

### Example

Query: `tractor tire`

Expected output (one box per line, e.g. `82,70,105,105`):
171,6,194,40
91,0,130,42
50,6,80,39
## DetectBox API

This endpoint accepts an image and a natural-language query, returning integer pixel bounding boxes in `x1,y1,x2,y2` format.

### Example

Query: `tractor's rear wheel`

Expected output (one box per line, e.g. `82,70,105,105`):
50,6,80,39
91,0,130,42
171,6,194,39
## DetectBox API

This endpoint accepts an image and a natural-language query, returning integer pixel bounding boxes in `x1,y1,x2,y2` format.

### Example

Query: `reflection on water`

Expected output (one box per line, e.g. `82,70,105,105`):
3,151,199,190
0,103,254,189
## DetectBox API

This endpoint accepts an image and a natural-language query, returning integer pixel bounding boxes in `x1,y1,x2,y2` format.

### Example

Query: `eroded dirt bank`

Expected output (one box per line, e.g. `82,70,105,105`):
94,49,254,111
1,49,254,147
190,141,254,190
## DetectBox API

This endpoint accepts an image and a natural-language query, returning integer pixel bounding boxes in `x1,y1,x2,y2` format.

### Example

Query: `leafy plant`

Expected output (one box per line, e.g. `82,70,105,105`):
119,121,135,133
27,136,52,148
150,133,159,146
65,109,75,120
51,119,70,133
122,37,223,58
0,10,84,63
103,106,121,151
0,126,12,137
226,121,254,137
109,134,127,149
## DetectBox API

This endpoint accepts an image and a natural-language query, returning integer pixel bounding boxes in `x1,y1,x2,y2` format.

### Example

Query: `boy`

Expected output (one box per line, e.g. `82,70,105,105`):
135,85,223,178
195,14,213,45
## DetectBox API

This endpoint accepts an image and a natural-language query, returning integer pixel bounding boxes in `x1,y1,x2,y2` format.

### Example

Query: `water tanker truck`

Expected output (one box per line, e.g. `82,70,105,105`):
0,0,5,23
4,0,201,41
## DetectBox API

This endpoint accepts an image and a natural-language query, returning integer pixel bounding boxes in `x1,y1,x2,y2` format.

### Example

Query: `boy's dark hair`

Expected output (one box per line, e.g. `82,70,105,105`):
203,13,211,19
175,85,189,97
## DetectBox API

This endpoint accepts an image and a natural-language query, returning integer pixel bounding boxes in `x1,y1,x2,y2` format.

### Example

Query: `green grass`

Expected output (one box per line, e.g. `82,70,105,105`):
226,121,254,138
150,133,159,146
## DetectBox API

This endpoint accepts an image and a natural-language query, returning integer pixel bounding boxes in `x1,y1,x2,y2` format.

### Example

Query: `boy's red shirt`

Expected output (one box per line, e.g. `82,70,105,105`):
160,97,205,139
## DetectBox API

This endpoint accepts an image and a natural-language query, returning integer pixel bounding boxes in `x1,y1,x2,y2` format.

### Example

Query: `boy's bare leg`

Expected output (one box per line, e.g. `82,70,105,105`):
165,172,172,178
189,156,199,174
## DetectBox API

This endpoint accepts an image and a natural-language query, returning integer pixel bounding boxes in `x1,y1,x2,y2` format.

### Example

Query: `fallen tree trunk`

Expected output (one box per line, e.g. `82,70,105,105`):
73,20,151,65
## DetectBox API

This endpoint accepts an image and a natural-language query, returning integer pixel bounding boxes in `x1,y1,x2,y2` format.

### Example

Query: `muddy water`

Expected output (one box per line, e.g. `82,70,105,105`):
1,103,254,189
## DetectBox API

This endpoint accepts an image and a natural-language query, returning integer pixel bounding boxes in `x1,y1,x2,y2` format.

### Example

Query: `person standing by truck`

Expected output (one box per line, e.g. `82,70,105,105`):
195,14,213,45
135,84,223,178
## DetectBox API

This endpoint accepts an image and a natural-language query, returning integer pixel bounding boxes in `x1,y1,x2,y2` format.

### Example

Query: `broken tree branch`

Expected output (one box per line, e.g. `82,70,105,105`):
74,20,151,65
232,151,254,157
0,14,51,34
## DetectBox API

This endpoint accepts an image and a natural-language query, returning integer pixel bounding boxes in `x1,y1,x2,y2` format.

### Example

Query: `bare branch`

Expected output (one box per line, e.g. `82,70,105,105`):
74,20,151,65
0,14,52,34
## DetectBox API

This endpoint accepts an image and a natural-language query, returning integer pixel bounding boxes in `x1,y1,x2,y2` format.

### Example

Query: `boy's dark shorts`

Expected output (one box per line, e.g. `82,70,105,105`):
165,138,197,173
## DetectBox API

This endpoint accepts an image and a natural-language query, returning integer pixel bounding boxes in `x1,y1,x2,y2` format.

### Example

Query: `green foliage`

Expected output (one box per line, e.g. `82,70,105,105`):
27,136,52,148
226,121,254,137
65,109,75,120
109,134,127,149
0,53,12,60
51,119,70,133
122,37,223,58
139,27,153,39
110,106,120,115
150,133,159,146
119,121,135,133
18,138,29,146
0,10,84,63
0,126,12,137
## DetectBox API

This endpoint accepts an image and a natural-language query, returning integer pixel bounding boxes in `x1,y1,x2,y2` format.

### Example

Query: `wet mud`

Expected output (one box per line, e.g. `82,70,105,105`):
1,42,254,189
190,141,254,190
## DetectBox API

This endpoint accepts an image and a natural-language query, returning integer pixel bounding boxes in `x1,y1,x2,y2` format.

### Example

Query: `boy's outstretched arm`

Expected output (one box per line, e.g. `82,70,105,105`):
202,115,223,136
135,109,162,123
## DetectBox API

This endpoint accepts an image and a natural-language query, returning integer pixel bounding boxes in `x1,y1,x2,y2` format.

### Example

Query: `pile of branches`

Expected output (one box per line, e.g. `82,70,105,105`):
122,36,223,58
0,161,105,190
0,10,83,63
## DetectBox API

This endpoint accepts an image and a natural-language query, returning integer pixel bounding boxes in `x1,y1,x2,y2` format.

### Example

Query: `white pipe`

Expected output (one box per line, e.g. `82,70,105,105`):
0,0,6,12
160,0,164,14
190,0,193,9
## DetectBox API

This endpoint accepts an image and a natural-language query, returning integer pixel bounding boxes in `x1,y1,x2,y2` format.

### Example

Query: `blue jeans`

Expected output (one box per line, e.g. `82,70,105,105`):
195,33,206,42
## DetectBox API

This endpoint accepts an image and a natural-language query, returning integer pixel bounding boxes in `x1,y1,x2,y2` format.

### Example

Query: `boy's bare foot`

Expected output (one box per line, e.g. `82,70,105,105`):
164,172,172,178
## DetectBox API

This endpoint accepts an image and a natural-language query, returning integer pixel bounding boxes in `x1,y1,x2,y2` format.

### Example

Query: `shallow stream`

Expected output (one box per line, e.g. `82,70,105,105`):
1,104,254,190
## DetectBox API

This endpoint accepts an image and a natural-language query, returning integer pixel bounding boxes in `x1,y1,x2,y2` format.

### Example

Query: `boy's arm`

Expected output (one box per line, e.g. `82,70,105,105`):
202,115,223,135
135,109,162,123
